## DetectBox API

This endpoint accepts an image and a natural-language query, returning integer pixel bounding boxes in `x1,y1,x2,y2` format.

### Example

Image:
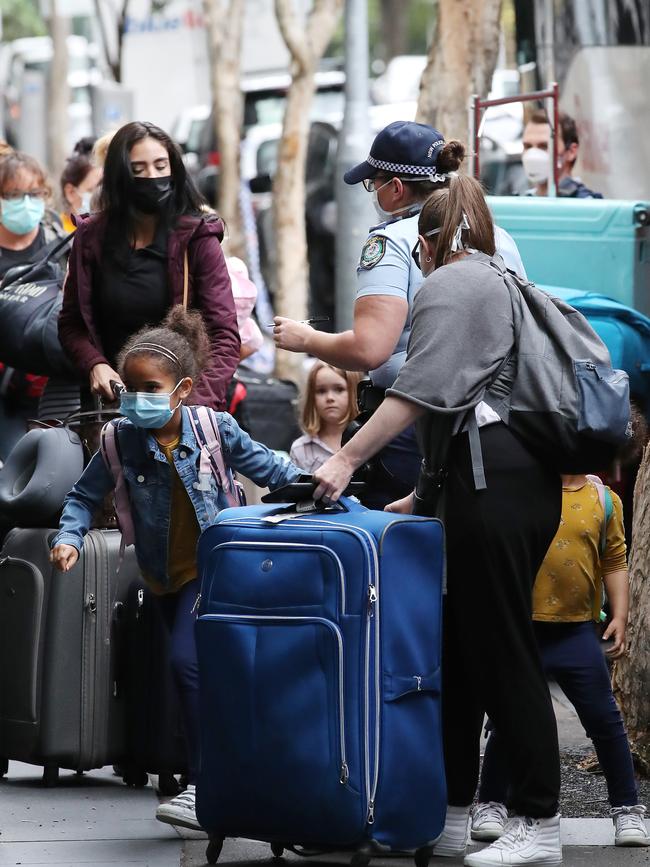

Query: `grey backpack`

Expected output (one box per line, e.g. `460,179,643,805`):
483,256,631,473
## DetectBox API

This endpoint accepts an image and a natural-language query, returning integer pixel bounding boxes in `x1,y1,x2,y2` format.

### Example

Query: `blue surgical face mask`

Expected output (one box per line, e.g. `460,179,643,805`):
370,178,395,221
120,381,183,429
0,195,45,235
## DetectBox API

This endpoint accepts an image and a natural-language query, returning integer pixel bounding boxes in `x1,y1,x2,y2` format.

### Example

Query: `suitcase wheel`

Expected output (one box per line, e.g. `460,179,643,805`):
414,845,433,867
122,765,149,788
206,836,224,864
350,847,372,867
0,757,8,777
42,764,59,787
270,843,284,859
157,772,181,797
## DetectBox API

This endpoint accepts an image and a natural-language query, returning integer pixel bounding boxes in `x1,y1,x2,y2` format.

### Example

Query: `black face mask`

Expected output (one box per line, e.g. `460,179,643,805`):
131,176,173,214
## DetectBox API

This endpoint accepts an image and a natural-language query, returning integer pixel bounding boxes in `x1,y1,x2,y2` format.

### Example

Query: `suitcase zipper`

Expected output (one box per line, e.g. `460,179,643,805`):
207,541,346,613
219,517,381,824
201,613,349,784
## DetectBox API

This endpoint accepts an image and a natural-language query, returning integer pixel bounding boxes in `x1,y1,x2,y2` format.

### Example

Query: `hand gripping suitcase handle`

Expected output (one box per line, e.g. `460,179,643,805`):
261,479,366,508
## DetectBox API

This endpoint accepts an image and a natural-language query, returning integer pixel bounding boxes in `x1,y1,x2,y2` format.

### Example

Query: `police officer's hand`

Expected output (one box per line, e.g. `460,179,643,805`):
50,544,80,573
272,317,313,353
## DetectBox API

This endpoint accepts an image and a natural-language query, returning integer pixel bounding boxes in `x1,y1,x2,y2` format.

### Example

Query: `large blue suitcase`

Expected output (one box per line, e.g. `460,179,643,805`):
195,497,446,865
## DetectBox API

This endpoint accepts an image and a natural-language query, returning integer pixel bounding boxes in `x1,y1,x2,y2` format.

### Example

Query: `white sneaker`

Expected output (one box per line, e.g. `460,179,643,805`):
471,802,509,841
433,805,471,857
612,805,650,846
464,814,562,866
155,784,202,831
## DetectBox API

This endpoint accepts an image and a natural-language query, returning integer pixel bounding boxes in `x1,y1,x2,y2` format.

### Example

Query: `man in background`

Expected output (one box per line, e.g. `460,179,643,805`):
522,109,603,199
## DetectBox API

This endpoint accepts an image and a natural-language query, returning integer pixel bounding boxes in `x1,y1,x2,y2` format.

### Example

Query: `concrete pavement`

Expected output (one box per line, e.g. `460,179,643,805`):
1,689,649,867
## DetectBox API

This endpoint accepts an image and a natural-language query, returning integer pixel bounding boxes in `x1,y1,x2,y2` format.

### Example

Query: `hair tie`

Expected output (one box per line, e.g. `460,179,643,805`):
450,212,471,253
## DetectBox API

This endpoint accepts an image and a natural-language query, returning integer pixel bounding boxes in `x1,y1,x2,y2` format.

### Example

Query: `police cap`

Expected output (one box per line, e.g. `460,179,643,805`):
344,120,446,185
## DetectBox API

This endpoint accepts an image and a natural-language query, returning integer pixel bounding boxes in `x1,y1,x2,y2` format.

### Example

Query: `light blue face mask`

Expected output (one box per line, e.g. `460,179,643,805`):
0,195,45,235
120,381,183,430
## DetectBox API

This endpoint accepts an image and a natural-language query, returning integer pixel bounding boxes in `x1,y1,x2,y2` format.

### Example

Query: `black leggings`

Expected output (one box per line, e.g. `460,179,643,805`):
442,423,562,818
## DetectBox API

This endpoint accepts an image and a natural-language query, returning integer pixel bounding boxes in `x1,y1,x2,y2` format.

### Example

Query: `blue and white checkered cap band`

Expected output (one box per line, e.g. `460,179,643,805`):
367,155,449,180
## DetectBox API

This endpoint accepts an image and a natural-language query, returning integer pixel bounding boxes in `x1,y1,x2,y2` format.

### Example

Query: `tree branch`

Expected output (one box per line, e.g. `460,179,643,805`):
275,0,311,71
305,0,344,60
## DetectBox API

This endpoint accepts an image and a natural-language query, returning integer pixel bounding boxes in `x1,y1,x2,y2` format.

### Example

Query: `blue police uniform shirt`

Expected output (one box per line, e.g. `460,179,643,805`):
356,210,527,389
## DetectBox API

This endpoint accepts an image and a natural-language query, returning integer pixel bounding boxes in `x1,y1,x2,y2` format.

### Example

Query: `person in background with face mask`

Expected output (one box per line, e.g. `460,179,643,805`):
522,109,603,199
50,305,301,831
58,120,240,410
0,151,67,462
312,174,563,867
59,137,103,233
274,122,527,508
0,150,64,279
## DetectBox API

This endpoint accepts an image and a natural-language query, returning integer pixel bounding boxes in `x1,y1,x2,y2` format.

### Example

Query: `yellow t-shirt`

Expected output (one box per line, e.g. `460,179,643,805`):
148,434,201,595
533,479,627,623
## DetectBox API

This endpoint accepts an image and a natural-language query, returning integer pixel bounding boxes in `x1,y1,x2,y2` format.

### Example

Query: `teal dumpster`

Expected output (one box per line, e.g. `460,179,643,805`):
489,197,650,315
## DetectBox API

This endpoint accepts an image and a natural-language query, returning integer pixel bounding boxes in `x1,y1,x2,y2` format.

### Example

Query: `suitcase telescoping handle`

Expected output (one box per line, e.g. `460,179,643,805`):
261,477,366,513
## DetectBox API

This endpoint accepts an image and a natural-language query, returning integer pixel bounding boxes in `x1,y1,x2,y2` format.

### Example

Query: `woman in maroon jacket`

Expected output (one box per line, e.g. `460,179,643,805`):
58,121,239,409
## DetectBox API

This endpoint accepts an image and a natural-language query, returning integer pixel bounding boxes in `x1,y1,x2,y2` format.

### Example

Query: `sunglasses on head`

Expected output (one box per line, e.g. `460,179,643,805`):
411,227,441,270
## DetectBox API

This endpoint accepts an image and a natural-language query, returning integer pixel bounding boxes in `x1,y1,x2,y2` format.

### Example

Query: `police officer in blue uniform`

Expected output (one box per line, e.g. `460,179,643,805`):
274,121,526,507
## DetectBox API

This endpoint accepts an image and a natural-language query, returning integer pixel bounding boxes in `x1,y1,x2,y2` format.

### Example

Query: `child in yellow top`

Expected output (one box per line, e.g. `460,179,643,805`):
472,475,649,848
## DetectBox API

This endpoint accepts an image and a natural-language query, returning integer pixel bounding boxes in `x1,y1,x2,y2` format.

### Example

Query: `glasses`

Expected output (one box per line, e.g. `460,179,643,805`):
1,189,48,202
411,227,441,270
362,176,391,192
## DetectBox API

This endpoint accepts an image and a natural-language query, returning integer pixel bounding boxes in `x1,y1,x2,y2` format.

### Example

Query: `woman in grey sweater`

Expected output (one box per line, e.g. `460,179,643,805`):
313,175,563,867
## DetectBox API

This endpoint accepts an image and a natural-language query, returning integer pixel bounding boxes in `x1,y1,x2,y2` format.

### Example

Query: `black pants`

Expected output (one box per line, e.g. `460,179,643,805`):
442,423,562,818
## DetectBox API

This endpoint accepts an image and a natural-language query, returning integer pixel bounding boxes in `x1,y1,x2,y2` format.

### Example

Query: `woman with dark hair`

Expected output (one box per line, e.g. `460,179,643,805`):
58,120,240,410
312,175,564,867
59,138,102,232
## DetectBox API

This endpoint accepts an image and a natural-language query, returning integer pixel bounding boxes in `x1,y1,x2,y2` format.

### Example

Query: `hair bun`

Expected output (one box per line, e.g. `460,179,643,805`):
73,136,95,157
437,140,466,174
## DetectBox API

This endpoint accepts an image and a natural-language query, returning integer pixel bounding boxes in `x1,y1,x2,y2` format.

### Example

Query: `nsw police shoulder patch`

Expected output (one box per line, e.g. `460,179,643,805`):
359,235,386,270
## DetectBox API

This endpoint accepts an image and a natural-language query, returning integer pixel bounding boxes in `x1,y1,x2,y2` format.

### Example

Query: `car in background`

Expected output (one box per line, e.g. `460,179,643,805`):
0,35,103,153
171,103,211,173
191,68,345,203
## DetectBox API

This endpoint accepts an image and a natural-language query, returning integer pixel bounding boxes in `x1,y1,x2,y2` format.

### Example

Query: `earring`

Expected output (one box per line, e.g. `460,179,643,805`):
425,256,432,262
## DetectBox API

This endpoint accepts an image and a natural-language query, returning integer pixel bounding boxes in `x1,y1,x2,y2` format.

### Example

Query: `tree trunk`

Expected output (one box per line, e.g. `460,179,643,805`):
203,0,245,259
416,0,503,144
47,0,69,180
272,0,343,381
612,444,650,774
380,0,409,62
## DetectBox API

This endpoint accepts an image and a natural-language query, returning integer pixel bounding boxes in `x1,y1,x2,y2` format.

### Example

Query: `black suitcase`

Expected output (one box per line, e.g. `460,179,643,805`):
0,528,138,785
234,373,301,453
119,580,188,795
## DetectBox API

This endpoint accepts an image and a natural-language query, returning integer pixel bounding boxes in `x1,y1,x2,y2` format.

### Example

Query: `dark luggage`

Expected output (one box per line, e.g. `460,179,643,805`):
233,372,300,453
0,528,138,785
195,496,446,866
119,580,188,795
0,234,75,377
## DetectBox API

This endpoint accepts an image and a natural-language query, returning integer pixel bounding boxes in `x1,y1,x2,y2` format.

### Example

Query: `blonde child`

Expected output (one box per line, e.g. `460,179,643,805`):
290,361,361,473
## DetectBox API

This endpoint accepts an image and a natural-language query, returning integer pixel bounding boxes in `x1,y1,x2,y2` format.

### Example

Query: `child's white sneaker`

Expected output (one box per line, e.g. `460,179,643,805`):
471,801,509,841
155,784,201,831
611,805,650,846
464,814,562,866
433,804,470,857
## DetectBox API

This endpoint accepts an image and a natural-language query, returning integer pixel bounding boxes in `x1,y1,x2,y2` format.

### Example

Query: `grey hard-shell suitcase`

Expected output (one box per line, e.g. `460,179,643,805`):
0,528,138,785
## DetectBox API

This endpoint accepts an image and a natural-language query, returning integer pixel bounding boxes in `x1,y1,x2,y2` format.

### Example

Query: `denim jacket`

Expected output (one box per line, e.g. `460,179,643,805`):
52,406,302,589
